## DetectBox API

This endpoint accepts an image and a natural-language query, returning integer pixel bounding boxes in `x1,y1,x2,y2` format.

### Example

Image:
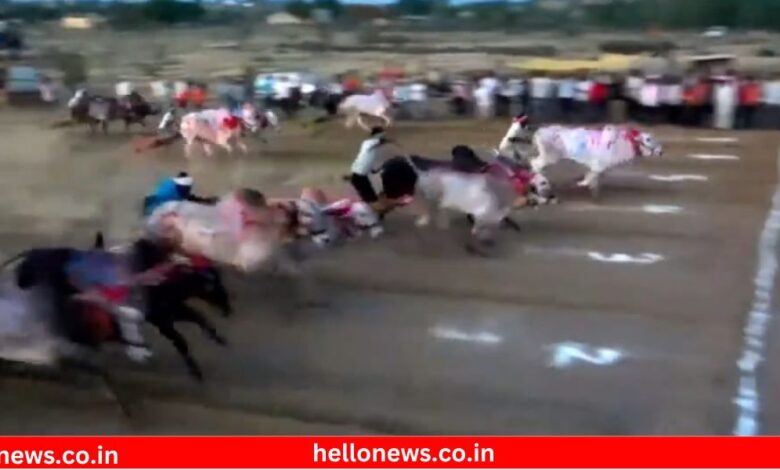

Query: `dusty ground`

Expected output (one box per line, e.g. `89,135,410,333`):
25,24,780,85
0,109,777,435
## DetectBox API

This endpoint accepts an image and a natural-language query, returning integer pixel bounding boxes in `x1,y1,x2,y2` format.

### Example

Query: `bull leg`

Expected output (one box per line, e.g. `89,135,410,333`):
414,188,440,228
530,134,552,174
344,112,357,129
435,209,450,230
217,138,233,154
155,322,204,381
61,358,133,417
579,171,601,200
466,220,495,256
184,137,196,158
177,305,228,346
202,142,215,157
101,120,109,135
380,111,393,128
237,140,248,154
356,115,371,131
415,206,432,227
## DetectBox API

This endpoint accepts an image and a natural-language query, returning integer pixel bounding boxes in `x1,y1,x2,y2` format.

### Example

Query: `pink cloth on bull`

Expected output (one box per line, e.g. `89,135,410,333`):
509,172,531,196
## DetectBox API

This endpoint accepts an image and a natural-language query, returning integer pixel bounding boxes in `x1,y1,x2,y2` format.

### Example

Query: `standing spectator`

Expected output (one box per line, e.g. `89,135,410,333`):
760,75,780,129
530,72,553,123
393,81,412,120
479,74,499,95
450,79,471,117
682,75,699,126
713,74,738,130
575,74,593,123
324,79,344,116
343,74,362,95
684,74,711,127
409,80,429,120
589,75,609,123
520,75,531,116
274,76,294,118
505,77,525,117
474,80,494,119
737,75,761,129
495,78,511,117
39,75,55,103
624,70,644,122
557,74,576,123
661,76,683,125
639,76,661,124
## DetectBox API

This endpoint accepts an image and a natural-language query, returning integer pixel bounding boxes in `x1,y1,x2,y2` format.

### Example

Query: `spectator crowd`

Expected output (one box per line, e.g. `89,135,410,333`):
102,67,780,131
249,69,780,131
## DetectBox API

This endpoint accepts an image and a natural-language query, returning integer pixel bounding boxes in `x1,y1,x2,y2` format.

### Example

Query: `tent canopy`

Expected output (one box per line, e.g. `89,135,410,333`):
511,54,640,73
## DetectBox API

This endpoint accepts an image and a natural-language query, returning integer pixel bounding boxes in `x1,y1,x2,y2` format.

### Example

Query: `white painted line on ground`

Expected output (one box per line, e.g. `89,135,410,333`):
566,203,683,215
732,149,780,436
587,252,664,264
548,342,624,368
688,153,740,161
429,326,503,345
643,204,684,214
524,246,666,265
649,174,709,182
697,137,739,144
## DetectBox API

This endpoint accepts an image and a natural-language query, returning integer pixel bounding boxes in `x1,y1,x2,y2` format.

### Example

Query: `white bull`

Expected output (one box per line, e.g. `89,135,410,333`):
402,152,555,253
144,189,286,273
338,90,393,131
179,104,273,158
525,124,664,197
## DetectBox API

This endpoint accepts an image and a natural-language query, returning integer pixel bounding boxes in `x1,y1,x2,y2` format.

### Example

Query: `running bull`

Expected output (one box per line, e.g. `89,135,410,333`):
502,122,664,198
381,145,556,252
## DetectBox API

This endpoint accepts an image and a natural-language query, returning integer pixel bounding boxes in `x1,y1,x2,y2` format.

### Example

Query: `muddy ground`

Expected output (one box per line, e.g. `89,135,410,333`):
0,109,777,435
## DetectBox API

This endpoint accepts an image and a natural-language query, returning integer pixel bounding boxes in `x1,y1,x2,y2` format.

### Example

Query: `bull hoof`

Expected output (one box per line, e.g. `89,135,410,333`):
188,366,205,382
415,216,430,227
465,241,491,257
502,217,522,232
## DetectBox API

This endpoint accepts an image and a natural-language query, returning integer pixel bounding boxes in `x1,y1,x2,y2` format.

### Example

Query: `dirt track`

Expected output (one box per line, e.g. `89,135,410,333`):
0,110,777,435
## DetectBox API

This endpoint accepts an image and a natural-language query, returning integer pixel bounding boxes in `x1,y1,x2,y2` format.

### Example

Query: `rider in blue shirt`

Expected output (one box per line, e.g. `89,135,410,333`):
142,172,217,217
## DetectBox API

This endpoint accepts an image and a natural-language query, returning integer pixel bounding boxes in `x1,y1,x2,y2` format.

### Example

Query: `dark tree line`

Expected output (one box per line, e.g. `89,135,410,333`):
581,0,780,31
5,0,780,30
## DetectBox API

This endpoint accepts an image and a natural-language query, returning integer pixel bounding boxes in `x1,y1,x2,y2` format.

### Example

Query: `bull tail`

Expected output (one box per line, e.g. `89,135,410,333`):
0,250,30,271
303,114,333,131
305,115,332,127
50,119,77,129
133,133,181,154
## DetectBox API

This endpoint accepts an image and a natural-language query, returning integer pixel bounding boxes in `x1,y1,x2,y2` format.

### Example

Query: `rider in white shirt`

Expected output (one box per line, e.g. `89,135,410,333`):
350,127,390,202
348,127,395,226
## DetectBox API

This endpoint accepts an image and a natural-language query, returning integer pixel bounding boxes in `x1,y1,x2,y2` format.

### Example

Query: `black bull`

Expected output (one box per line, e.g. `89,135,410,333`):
70,93,160,134
5,234,232,382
